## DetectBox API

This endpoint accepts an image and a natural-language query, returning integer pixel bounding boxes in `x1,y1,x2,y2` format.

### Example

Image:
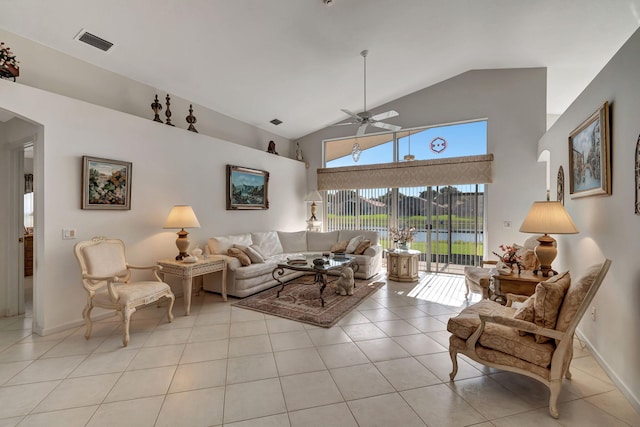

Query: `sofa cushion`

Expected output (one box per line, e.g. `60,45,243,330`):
331,240,349,253
277,231,308,253
209,233,252,255
235,244,265,264
354,239,371,255
556,263,601,333
338,229,380,246
307,231,339,251
533,271,571,343
345,235,364,253
251,231,284,258
227,248,251,266
513,295,535,336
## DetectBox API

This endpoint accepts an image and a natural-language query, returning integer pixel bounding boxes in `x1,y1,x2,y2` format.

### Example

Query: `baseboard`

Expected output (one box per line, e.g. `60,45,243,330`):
576,329,640,414
33,312,117,336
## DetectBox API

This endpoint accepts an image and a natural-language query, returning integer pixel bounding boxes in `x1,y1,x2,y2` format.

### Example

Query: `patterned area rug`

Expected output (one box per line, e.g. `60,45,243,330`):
233,276,384,328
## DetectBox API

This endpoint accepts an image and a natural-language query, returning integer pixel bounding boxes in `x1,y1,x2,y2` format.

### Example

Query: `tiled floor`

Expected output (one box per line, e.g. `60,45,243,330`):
1,272,638,426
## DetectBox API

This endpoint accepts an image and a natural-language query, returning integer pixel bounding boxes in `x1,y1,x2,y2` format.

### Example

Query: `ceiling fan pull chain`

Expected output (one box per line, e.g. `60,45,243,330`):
361,49,368,113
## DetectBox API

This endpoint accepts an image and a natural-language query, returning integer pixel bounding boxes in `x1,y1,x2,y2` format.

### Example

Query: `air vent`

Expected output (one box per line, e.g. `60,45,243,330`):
76,30,114,52
270,118,283,126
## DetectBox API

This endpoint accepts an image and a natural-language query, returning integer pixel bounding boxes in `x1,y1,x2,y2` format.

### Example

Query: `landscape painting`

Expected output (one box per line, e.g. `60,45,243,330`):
82,156,132,210
568,101,611,198
227,165,269,210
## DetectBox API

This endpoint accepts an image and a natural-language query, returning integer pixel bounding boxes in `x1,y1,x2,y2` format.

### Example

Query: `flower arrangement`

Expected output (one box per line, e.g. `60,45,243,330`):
0,42,19,73
389,226,415,246
493,244,523,272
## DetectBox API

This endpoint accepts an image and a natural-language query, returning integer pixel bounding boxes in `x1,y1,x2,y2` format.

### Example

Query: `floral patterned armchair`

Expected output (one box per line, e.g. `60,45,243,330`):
448,259,611,418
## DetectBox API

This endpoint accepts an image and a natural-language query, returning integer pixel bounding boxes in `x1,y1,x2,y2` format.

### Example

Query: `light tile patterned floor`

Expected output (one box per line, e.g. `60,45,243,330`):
1,272,639,426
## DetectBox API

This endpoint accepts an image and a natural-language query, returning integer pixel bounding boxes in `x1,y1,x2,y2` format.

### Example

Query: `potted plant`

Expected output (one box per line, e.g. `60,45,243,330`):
0,42,19,79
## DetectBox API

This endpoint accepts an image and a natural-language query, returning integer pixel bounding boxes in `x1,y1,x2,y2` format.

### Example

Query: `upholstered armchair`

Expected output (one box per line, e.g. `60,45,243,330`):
74,237,175,346
448,259,611,418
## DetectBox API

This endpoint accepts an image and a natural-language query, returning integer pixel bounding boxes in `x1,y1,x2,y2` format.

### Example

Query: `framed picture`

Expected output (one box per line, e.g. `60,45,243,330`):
226,165,269,210
568,101,611,198
82,156,132,210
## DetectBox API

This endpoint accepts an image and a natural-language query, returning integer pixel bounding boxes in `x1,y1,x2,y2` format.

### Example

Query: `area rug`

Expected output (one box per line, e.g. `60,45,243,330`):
233,276,384,328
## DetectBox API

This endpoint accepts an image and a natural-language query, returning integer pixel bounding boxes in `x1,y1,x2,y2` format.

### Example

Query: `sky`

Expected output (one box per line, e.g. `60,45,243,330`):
327,120,487,168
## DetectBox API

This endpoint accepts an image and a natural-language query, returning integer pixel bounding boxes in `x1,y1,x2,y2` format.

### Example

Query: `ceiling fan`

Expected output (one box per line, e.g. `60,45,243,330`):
334,49,401,137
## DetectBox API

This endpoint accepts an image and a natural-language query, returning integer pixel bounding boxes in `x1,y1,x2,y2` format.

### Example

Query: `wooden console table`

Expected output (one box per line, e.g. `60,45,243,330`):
158,257,226,315
491,269,545,303
386,249,420,282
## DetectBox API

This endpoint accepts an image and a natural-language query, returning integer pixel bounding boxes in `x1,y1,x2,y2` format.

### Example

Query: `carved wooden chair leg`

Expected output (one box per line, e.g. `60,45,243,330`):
548,381,562,419
83,304,94,340
122,307,136,347
449,348,459,380
166,294,175,322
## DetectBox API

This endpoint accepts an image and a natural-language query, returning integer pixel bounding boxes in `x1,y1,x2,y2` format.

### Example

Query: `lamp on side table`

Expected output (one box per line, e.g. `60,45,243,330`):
519,201,579,277
164,205,201,260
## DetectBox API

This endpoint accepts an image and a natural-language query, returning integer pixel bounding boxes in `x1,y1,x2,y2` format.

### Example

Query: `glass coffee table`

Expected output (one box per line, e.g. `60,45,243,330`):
272,255,359,307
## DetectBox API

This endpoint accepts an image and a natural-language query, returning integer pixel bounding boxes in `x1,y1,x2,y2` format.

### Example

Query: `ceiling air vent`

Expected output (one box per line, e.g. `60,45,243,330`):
270,119,283,126
75,30,114,52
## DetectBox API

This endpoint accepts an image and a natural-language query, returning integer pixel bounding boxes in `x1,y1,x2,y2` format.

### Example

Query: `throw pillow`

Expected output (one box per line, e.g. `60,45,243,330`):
533,271,571,343
331,240,349,253
555,263,602,333
512,295,535,336
227,247,251,266
354,239,371,255
235,244,264,264
345,235,364,254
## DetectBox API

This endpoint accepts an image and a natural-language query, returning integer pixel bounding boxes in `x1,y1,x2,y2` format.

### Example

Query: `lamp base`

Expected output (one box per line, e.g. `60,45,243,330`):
533,234,558,277
175,229,190,260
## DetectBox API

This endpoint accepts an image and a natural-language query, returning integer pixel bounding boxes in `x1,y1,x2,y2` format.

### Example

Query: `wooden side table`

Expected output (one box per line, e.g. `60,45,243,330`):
158,257,226,315
386,249,420,282
491,269,545,303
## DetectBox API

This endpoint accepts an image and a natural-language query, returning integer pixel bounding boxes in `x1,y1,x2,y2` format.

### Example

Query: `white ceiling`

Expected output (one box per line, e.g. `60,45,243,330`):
1,0,639,139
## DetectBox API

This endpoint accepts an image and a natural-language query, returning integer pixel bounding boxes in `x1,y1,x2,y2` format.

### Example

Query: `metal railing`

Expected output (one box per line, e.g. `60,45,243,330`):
326,185,484,272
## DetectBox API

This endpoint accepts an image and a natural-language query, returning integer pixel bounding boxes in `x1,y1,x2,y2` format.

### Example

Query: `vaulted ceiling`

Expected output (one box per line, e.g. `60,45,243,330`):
1,0,639,139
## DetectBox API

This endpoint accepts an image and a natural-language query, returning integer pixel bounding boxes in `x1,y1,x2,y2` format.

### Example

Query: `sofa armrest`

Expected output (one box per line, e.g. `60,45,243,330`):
363,244,382,257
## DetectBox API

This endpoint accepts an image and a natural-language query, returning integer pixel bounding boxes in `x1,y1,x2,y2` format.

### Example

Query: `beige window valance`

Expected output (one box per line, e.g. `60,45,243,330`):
317,154,493,190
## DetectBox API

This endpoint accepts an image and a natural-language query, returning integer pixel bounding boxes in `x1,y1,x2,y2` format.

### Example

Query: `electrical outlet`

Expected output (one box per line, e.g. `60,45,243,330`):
62,228,76,240
503,221,512,229
591,306,596,321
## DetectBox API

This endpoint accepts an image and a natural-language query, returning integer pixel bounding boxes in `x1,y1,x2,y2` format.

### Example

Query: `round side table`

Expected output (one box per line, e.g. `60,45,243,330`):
386,249,420,282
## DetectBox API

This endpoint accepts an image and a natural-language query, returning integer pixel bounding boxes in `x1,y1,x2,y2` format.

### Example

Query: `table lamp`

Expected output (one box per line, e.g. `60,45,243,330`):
519,201,579,277
164,205,201,260
304,190,323,221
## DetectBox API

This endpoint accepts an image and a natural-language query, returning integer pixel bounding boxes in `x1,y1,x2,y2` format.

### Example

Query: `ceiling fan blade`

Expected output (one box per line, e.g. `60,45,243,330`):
340,109,360,119
356,123,368,137
371,110,399,121
371,122,402,132
332,122,357,126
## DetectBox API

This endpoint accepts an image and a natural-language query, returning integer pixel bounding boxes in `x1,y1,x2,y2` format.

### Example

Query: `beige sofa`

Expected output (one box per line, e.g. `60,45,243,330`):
203,229,382,298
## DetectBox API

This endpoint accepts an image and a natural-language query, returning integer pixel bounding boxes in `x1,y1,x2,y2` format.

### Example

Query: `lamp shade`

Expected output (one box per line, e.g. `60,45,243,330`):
519,201,578,234
303,190,323,203
163,205,201,229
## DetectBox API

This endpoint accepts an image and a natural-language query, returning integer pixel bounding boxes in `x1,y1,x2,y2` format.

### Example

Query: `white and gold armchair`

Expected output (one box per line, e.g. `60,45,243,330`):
74,237,175,346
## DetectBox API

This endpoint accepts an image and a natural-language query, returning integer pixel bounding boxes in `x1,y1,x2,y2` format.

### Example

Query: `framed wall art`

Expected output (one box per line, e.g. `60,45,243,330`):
226,165,269,210
557,165,565,205
635,134,640,215
82,156,132,210
568,101,611,198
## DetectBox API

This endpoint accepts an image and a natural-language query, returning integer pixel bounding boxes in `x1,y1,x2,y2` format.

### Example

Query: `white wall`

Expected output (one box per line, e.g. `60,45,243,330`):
0,81,307,335
0,28,291,153
298,68,549,256
538,27,640,410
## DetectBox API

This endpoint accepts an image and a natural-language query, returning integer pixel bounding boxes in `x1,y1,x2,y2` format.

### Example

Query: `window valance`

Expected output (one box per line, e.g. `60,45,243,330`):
317,154,493,190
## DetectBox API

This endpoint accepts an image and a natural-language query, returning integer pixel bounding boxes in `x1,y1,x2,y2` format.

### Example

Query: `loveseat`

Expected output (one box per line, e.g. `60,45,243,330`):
202,229,382,298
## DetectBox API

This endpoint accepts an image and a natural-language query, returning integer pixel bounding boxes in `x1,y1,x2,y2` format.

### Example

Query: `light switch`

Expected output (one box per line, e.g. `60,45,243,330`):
62,228,76,239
